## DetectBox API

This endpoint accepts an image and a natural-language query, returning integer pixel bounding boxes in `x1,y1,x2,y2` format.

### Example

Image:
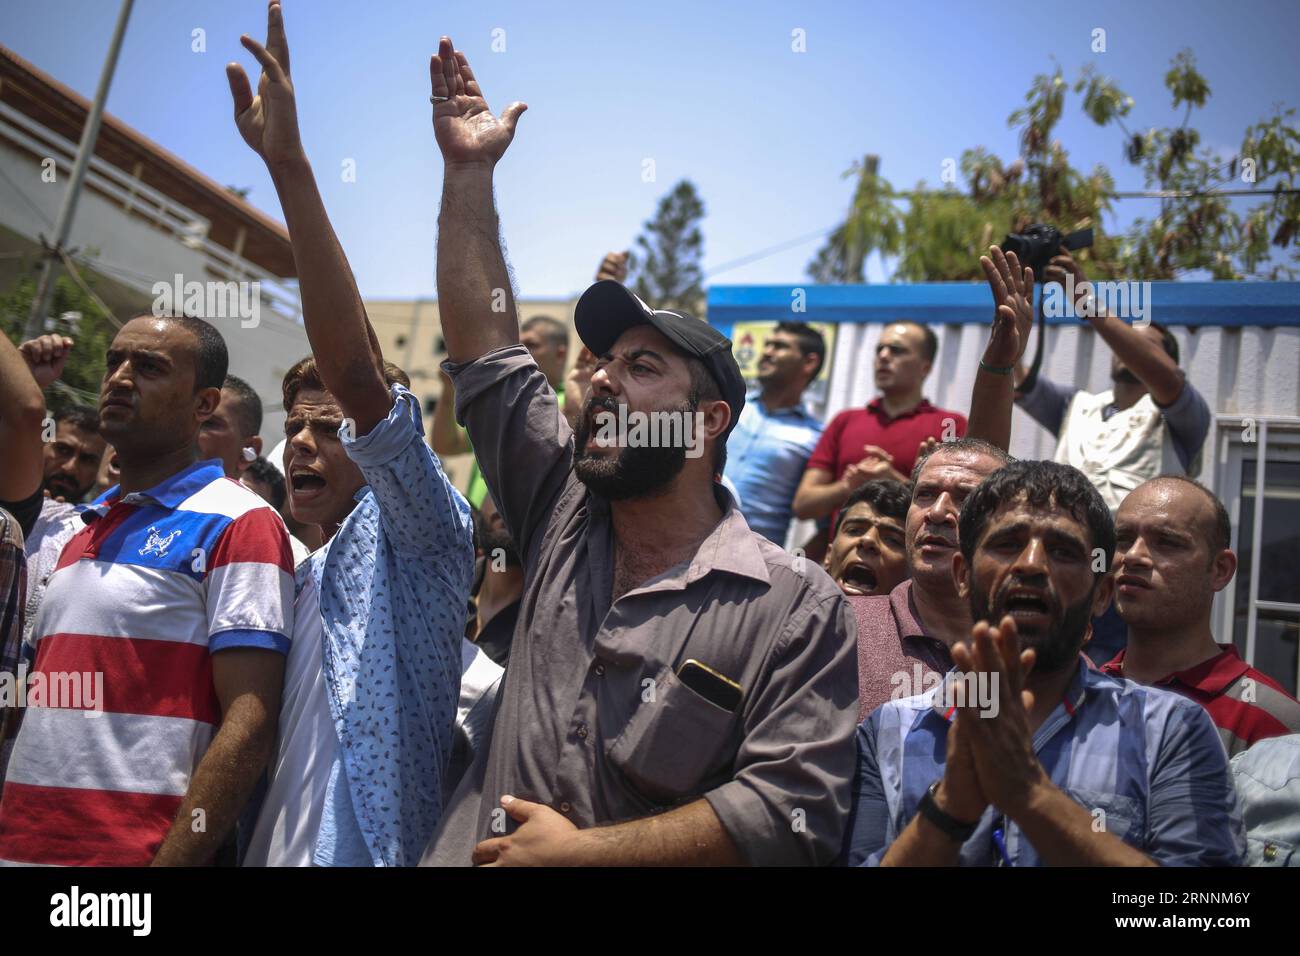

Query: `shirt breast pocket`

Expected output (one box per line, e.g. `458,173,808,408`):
1061,786,1145,847
606,666,738,805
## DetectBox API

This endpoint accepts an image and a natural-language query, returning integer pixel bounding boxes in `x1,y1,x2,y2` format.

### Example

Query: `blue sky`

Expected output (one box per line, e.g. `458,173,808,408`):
5,0,1298,298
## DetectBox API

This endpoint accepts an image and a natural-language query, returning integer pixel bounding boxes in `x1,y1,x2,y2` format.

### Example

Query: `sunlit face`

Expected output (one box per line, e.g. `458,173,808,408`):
757,331,814,389
825,500,908,597
958,494,1111,674
99,317,215,454
573,325,726,499
282,388,365,531
42,421,106,501
197,387,259,479
1113,480,1234,630
874,323,931,395
520,323,567,389
906,449,1004,590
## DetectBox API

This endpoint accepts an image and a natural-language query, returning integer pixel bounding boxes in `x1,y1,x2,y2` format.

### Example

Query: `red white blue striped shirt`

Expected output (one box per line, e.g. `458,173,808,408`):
0,460,294,866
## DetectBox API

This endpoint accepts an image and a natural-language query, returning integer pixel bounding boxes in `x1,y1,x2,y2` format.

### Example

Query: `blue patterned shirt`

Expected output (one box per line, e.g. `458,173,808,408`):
844,660,1245,866
724,393,822,545
312,384,475,866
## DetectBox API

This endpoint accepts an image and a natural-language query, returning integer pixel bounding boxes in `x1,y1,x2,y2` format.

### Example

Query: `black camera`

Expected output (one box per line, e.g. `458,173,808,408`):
1001,224,1094,281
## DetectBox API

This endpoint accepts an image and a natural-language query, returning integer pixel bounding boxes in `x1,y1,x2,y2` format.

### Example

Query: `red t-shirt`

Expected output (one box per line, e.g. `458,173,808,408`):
1101,644,1300,756
807,398,968,484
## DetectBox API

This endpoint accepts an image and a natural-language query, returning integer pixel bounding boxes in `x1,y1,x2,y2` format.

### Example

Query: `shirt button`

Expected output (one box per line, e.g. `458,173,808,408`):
595,663,606,676
577,724,589,739
559,801,572,814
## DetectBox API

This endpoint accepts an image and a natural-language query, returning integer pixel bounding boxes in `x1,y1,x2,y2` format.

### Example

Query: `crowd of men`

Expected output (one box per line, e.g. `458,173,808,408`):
0,3,1297,867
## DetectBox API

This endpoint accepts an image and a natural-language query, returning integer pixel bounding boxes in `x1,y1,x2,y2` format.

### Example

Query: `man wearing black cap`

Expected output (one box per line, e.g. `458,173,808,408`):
421,37,858,867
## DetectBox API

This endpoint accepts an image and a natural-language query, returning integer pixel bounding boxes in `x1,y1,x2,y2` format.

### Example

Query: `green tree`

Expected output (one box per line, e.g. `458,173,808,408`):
1,270,115,415
628,179,706,314
813,51,1299,282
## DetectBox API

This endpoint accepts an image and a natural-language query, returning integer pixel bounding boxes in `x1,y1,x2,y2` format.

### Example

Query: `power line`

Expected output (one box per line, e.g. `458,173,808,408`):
703,185,1298,277
705,226,837,279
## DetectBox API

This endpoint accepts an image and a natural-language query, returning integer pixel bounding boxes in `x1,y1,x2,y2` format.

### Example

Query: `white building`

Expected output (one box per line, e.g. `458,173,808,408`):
0,45,307,444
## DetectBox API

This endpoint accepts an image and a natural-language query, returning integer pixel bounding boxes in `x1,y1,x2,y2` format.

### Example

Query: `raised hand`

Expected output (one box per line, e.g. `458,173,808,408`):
226,1,304,168
595,251,630,283
430,37,527,168
842,448,895,490
564,346,599,427
978,246,1034,369
19,334,74,389
916,435,938,464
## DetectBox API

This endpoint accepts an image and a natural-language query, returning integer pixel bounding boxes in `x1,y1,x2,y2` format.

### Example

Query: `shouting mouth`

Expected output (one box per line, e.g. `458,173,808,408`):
998,586,1055,630
290,468,328,503
837,561,879,596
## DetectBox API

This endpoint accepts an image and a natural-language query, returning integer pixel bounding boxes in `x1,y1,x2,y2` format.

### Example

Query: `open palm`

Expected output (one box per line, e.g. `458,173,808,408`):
979,246,1035,367
226,2,303,167
430,37,526,167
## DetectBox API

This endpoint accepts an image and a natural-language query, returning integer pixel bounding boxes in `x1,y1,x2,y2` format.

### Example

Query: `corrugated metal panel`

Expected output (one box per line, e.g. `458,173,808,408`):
817,323,1300,465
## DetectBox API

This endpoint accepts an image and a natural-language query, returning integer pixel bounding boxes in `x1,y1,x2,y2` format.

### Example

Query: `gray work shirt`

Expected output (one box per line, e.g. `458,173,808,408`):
422,345,859,866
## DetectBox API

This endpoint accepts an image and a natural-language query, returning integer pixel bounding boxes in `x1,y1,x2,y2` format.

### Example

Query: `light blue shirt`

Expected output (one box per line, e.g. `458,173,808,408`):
1231,734,1300,866
844,660,1244,866
311,384,475,866
724,392,822,544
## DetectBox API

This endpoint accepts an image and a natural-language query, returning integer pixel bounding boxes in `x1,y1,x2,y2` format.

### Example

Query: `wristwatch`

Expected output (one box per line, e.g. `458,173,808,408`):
917,780,979,842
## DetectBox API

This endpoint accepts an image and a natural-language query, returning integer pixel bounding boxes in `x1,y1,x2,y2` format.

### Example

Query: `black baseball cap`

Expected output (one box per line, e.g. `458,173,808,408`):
573,280,746,438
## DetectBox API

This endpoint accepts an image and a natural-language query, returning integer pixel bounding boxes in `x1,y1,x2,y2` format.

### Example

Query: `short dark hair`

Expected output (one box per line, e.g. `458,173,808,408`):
521,315,569,350
282,356,411,413
895,320,938,363
686,355,727,475
138,313,228,391
1149,321,1179,365
774,321,827,380
55,404,100,435
245,456,286,511
910,437,1011,484
835,479,910,537
222,374,263,438
958,460,1115,577
1146,475,1231,553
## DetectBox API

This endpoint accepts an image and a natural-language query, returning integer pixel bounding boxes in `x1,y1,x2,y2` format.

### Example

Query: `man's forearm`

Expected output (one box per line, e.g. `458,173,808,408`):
569,799,744,866
437,165,519,363
151,703,275,866
966,362,1015,453
1090,312,1183,404
879,813,965,866
1010,780,1156,867
793,475,849,520
268,155,390,431
430,379,471,456
0,335,46,502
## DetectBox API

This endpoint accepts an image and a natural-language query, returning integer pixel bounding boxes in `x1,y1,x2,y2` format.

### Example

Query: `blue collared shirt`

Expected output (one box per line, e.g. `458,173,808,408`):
843,660,1245,866
309,384,475,866
724,392,822,544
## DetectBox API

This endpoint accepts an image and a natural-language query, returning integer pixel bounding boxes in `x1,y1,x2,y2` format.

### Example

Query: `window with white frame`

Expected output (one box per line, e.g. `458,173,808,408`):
1213,417,1300,697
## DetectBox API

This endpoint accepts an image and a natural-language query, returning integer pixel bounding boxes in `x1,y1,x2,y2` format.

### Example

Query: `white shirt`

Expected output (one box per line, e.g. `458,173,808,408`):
242,566,337,866
22,498,81,645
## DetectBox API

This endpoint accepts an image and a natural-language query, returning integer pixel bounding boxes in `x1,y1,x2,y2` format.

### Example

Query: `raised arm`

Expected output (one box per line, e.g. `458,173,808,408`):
431,37,527,363
965,247,1034,453
1051,249,1184,405
0,332,49,502
226,1,390,434
429,368,471,457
